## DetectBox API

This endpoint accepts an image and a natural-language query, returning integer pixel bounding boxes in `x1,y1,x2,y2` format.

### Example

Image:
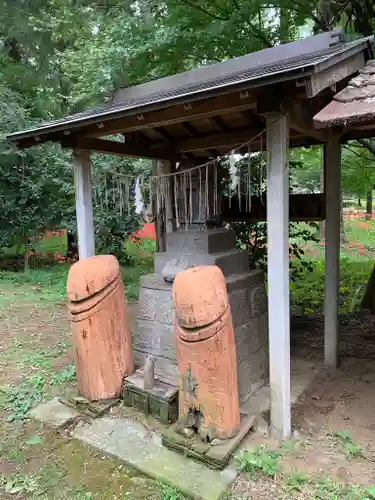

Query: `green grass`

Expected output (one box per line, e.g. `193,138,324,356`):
121,263,153,301
3,337,70,369
345,219,375,250
330,429,365,460
0,264,70,303
155,483,186,500
0,468,187,500
236,446,281,478
0,240,154,304
310,475,375,500
283,471,310,493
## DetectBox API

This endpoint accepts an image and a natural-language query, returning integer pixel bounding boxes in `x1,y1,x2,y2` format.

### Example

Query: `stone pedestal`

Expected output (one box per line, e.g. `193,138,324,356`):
134,228,268,405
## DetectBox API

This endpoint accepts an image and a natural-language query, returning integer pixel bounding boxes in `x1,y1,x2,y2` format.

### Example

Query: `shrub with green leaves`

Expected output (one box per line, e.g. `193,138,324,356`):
226,153,319,281
232,220,318,281
0,375,46,421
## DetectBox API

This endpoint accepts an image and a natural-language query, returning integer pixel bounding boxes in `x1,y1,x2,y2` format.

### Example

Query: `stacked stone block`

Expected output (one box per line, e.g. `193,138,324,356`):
134,227,268,404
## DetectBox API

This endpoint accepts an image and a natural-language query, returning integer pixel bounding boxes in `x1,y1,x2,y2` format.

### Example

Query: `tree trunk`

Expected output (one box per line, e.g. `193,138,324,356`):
366,190,373,219
279,7,290,43
66,230,78,259
358,196,361,207
24,234,29,272
340,197,347,243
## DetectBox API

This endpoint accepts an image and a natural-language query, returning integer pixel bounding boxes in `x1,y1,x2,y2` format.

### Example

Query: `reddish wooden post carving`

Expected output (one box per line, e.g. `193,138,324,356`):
173,265,240,441
67,255,134,401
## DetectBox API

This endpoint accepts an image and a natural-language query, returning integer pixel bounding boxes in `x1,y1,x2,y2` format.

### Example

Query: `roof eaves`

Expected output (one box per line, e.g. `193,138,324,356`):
311,38,373,74
7,64,317,145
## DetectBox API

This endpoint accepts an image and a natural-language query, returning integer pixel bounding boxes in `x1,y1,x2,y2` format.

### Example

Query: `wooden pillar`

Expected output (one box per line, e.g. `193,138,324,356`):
73,149,95,259
266,114,291,440
152,159,175,253
324,137,341,368
162,160,175,234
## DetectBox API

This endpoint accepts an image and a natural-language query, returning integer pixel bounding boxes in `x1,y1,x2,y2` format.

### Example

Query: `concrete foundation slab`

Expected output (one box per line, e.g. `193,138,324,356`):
73,417,237,500
29,397,79,428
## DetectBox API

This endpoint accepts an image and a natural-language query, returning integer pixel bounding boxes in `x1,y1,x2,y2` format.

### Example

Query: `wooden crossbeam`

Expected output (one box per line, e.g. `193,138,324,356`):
222,193,325,222
61,136,178,161
153,128,262,153
258,93,326,143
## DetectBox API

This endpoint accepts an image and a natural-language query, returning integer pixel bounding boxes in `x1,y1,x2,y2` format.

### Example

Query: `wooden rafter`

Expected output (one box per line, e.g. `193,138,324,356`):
123,131,149,146
154,126,172,141
153,125,199,162
180,122,197,137
178,122,218,156
83,92,257,137
210,116,229,132
137,131,152,145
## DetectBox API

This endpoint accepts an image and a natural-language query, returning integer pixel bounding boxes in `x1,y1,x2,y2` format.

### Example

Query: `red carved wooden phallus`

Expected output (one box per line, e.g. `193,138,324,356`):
173,265,240,441
67,255,134,401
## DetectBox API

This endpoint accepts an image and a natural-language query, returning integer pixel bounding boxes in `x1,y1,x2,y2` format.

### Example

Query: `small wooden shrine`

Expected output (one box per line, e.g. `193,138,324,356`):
7,29,375,439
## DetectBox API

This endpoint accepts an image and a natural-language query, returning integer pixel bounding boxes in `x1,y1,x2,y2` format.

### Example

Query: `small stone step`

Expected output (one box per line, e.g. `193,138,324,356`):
154,248,249,277
212,249,249,277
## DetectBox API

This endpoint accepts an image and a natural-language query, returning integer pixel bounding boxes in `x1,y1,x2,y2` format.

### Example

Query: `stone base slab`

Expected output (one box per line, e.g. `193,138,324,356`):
73,416,237,500
29,397,79,428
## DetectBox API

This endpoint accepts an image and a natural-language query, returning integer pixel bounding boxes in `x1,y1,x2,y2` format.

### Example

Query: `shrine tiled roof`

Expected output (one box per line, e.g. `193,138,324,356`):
314,60,375,128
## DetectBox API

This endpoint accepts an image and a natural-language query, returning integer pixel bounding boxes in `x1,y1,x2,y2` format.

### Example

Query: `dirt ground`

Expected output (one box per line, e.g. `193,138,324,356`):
2,284,375,499
231,314,375,499
0,286,168,499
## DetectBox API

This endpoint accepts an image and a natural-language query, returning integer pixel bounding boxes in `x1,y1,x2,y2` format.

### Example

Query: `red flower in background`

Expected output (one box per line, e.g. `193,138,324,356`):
55,252,66,263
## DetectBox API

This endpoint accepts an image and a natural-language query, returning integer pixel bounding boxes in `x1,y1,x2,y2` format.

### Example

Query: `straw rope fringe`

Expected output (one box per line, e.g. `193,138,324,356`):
91,121,271,222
